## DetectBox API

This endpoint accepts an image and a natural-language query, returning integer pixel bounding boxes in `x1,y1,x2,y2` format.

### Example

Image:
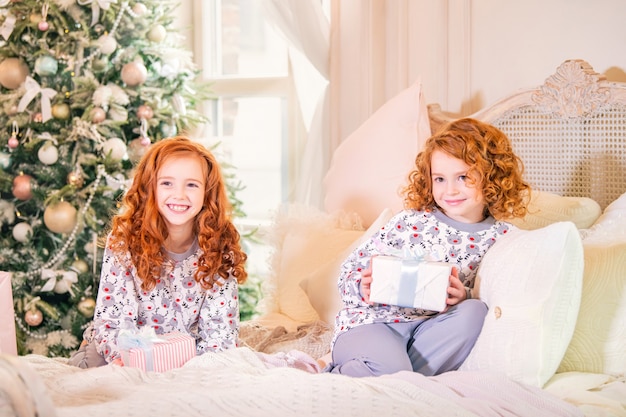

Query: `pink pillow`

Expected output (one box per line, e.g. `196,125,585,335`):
323,80,431,227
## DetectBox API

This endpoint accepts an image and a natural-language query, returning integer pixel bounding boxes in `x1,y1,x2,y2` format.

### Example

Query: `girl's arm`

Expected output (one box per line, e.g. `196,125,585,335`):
91,246,140,363
195,277,239,354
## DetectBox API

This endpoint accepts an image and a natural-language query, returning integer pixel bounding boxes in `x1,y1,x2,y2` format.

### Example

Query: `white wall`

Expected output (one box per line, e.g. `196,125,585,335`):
410,0,626,116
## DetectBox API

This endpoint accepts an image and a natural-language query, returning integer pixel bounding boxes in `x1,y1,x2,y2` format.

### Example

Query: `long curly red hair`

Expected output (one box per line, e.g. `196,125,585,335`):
403,118,530,220
106,136,247,291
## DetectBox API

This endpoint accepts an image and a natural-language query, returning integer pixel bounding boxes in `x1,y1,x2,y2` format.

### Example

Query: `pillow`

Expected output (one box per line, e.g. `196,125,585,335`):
323,80,431,227
558,191,626,375
509,190,601,230
459,221,584,387
260,204,365,324
299,208,395,325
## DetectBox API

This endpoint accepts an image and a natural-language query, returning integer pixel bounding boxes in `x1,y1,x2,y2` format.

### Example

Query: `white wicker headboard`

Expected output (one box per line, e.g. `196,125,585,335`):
429,59,626,210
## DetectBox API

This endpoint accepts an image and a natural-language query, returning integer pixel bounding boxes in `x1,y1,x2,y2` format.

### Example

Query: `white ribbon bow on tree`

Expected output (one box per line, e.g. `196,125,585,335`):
40,269,78,296
18,77,57,122
77,0,117,27
0,10,16,40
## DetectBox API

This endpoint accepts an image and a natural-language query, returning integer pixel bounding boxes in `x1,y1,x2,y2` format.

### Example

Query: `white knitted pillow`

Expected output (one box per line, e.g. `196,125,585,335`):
460,221,584,387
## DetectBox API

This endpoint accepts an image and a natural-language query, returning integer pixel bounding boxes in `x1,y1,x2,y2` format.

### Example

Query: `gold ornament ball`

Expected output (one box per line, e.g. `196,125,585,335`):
0,58,30,89
121,61,148,86
77,298,96,318
43,201,77,234
71,258,89,274
52,103,71,120
25,309,43,327
12,174,33,200
67,171,84,188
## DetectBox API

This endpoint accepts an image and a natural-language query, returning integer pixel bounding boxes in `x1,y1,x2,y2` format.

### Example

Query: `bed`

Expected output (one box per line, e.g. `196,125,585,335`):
1,59,625,417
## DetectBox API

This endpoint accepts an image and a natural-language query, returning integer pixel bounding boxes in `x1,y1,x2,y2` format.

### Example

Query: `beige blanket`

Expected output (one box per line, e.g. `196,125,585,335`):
2,348,585,417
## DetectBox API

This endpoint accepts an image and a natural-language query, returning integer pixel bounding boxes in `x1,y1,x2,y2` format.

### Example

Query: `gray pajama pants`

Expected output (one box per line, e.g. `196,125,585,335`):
328,299,487,377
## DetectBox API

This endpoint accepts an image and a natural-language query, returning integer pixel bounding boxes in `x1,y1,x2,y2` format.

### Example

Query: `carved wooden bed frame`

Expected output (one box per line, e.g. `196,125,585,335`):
429,59,626,210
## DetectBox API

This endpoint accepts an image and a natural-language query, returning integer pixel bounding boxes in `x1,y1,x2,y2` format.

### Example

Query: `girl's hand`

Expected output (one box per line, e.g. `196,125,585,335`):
110,357,124,366
446,267,465,306
359,259,374,305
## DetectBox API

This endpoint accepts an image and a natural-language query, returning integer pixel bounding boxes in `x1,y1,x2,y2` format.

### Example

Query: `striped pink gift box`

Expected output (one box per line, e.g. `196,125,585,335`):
121,332,196,372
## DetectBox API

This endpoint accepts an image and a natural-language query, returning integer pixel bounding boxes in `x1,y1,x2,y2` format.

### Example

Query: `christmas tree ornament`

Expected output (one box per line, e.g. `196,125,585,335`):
0,57,29,89
132,3,148,16
43,201,77,234
136,104,153,120
7,121,19,150
12,173,33,200
127,137,150,163
0,151,10,169
37,3,50,31
77,297,96,317
148,24,166,43
101,137,127,161
161,123,177,138
12,222,33,243
37,141,59,165
121,61,148,86
67,168,84,188
90,107,106,123
25,308,44,327
71,258,89,274
51,102,70,120
34,55,59,76
97,34,117,55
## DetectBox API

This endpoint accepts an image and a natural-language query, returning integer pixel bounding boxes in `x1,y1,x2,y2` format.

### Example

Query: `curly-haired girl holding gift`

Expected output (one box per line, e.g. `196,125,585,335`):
326,118,530,377
70,136,247,367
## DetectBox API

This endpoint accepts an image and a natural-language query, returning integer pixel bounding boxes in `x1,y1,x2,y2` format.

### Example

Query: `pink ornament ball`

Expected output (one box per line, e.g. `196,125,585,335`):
137,104,153,120
38,20,49,31
90,107,106,123
25,309,43,326
121,61,148,87
12,174,33,200
8,136,18,149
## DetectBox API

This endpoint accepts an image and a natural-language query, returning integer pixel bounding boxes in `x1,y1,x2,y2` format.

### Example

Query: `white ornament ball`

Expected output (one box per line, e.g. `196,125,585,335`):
121,61,148,86
132,3,148,16
0,151,10,169
101,137,127,162
12,222,33,243
0,58,30,89
97,34,117,55
148,25,166,43
34,55,59,76
43,201,77,234
38,142,59,165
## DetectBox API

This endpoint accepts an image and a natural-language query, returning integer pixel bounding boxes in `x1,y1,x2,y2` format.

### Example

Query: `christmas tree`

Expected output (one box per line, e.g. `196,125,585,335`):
0,0,254,357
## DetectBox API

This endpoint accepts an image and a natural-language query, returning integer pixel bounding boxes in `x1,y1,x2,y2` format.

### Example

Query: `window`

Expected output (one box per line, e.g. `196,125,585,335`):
194,0,305,277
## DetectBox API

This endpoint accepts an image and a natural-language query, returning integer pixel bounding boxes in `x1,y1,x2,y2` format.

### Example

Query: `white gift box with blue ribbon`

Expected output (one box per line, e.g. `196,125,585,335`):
370,255,455,311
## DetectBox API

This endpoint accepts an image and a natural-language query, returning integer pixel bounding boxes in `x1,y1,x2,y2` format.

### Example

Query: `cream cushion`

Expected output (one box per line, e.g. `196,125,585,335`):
460,221,584,387
558,191,626,375
323,80,431,227
509,190,601,230
300,208,395,325
259,204,365,325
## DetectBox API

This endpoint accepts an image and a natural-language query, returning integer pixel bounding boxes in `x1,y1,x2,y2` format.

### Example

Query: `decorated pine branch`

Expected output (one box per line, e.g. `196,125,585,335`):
0,0,256,357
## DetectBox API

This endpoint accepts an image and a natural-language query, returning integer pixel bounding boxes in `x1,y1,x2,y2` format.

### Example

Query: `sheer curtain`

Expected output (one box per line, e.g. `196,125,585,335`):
264,1,330,208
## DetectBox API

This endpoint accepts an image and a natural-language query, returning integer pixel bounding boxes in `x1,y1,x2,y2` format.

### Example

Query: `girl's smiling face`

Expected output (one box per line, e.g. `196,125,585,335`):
430,150,486,223
155,154,206,231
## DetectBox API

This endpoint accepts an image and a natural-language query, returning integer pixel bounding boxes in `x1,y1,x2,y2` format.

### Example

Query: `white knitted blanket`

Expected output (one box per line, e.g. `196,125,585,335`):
1,348,585,417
